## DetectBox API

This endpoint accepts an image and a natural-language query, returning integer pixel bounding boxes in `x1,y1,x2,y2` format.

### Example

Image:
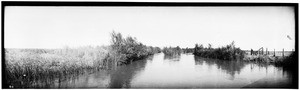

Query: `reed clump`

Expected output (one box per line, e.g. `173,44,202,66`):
193,41,245,60
162,46,182,56
182,47,194,53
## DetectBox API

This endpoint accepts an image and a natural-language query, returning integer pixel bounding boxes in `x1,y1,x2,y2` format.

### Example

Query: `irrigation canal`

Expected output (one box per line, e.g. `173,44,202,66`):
49,53,295,88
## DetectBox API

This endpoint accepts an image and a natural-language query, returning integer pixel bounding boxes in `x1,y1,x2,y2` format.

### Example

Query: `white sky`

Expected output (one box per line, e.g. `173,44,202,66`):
4,6,295,50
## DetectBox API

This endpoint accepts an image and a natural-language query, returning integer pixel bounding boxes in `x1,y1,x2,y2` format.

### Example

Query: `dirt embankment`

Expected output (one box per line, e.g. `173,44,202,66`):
243,55,284,63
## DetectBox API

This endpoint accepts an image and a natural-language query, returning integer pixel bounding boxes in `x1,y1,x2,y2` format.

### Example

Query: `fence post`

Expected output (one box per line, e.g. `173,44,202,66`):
274,49,275,56
262,47,264,55
283,48,284,57
267,48,268,55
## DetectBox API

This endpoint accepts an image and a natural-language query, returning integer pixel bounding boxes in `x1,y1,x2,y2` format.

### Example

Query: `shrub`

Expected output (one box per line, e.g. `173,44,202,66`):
109,31,161,66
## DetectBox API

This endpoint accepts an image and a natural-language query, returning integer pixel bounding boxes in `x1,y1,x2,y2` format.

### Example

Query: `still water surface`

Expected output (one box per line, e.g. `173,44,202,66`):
51,53,294,88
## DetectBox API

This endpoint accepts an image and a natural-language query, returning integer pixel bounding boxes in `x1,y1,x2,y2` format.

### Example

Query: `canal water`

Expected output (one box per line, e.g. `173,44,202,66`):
50,53,295,88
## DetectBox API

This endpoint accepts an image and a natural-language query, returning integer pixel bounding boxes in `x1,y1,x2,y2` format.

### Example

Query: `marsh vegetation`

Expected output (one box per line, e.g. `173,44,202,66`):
4,31,161,88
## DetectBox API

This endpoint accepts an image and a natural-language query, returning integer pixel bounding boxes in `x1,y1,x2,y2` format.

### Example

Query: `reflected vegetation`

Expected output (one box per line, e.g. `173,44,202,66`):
194,56,245,77
163,54,181,61
281,67,298,88
109,55,153,88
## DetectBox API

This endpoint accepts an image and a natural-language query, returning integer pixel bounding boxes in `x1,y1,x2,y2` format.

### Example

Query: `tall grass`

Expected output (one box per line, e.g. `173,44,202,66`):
5,46,109,88
193,41,245,60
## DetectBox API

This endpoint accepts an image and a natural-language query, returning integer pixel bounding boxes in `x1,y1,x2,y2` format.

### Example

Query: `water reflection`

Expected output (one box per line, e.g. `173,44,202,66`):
163,54,181,61
47,55,154,88
194,56,245,78
281,67,298,88
109,55,153,88
50,70,111,88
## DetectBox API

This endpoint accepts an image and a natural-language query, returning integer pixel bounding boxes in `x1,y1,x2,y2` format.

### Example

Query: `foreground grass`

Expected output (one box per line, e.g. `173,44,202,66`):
5,46,110,88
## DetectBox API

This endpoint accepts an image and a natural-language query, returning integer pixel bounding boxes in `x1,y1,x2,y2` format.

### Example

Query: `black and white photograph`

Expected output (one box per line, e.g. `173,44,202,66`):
2,1,298,89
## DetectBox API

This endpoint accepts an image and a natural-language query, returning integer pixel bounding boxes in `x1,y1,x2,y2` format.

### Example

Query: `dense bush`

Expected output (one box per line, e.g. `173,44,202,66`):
162,46,182,56
109,31,161,66
193,41,245,60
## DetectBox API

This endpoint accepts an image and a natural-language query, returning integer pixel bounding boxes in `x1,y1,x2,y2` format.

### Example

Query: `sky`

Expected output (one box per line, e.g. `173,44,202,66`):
5,6,295,50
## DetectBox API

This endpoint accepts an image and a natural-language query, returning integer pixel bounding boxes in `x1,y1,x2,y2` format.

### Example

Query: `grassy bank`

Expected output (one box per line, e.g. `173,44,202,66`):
4,31,160,88
193,41,245,60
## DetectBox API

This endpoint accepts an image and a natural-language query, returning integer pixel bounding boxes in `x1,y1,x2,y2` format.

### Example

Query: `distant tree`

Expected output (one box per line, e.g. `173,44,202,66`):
194,44,199,54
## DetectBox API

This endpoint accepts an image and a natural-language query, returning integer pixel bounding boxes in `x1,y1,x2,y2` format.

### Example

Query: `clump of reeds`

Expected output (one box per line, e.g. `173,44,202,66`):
162,46,182,56
182,47,194,53
193,41,245,60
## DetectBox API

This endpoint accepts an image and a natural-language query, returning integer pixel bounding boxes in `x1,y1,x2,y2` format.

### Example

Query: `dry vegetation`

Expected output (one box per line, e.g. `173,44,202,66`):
5,46,110,88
